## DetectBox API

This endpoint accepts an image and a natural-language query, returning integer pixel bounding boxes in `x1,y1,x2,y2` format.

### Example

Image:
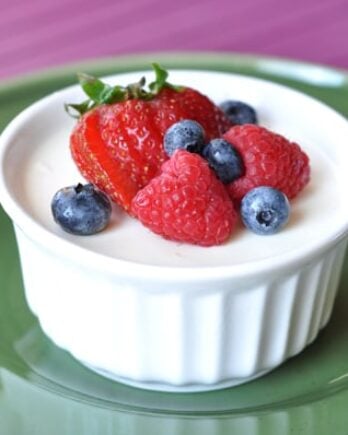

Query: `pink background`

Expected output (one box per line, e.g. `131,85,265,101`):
1,0,348,79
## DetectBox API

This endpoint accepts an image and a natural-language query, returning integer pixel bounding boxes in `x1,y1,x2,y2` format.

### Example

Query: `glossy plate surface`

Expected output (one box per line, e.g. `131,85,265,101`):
0,53,348,434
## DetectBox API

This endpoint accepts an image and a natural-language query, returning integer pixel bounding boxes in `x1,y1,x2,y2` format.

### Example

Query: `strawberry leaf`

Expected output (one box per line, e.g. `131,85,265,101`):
125,77,150,100
148,63,168,93
77,73,119,104
100,85,127,104
149,63,183,94
65,63,183,118
64,100,92,118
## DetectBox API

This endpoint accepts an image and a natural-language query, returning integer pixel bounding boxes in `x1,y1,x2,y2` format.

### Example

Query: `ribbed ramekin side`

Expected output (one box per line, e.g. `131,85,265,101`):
320,240,347,327
15,224,347,389
136,239,347,385
247,240,347,376
173,240,348,385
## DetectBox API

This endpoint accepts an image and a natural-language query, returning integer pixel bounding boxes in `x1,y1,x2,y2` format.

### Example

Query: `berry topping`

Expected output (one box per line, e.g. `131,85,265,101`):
69,65,231,212
220,100,258,125
241,186,290,235
202,138,244,184
131,150,237,246
223,124,310,202
51,183,112,235
163,119,205,156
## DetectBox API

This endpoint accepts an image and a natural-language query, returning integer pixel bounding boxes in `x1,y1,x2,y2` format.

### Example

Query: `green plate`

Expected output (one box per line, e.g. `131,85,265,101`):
1,53,348,435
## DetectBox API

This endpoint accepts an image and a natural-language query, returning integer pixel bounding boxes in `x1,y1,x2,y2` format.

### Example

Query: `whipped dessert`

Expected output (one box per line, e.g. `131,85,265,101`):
14,71,347,267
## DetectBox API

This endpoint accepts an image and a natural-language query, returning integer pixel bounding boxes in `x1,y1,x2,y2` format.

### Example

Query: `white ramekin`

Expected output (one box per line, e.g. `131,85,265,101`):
0,70,348,392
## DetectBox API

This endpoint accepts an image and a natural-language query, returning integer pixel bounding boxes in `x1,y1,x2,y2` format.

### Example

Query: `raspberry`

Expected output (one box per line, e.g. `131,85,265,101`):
223,125,310,202
131,150,237,246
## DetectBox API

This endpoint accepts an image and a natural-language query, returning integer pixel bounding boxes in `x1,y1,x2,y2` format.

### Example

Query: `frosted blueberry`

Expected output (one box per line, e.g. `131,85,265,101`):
163,120,205,156
202,138,244,183
220,100,258,125
241,186,290,235
51,183,112,235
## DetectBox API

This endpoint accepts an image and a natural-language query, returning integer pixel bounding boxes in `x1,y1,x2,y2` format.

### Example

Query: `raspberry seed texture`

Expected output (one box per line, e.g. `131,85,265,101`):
131,150,237,246
224,124,310,202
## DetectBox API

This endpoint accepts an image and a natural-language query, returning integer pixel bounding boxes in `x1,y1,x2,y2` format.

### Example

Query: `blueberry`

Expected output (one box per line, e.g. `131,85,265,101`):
202,138,244,184
220,100,258,125
241,187,290,235
163,120,205,156
51,183,112,235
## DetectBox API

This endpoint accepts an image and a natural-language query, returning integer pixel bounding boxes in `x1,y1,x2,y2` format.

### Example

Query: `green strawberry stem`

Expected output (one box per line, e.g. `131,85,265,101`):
65,63,182,118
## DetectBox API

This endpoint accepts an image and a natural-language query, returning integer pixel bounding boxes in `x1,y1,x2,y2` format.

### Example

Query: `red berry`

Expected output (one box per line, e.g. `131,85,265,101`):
223,124,310,202
131,150,237,246
70,79,231,212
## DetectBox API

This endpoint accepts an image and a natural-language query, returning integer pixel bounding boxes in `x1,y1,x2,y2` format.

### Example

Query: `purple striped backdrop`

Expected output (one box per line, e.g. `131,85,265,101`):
0,0,348,79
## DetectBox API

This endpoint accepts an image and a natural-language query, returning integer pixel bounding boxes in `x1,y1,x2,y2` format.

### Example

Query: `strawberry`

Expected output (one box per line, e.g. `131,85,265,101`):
131,150,237,246
223,124,310,202
67,64,231,212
